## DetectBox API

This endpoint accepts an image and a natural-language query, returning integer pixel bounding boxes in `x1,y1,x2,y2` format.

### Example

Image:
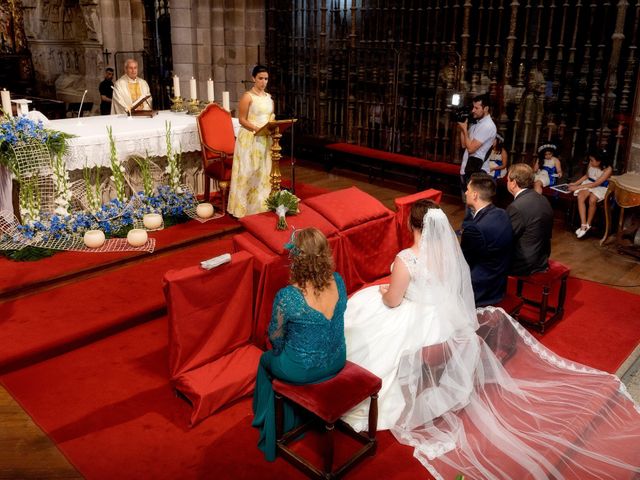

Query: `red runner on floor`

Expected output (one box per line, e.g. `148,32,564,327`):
2,277,639,479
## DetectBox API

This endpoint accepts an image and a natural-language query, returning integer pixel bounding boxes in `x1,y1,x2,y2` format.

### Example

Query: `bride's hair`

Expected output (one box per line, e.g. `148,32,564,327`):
409,199,440,231
290,228,335,292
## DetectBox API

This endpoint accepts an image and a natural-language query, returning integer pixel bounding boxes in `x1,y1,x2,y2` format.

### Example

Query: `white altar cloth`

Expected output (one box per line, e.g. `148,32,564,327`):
49,111,240,171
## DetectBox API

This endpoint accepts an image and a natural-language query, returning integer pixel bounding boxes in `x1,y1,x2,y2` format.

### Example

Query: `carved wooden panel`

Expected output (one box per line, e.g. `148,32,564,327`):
266,0,640,174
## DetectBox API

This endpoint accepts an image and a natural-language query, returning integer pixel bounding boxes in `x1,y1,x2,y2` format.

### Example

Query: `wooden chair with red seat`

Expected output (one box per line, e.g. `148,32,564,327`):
272,361,382,479
196,103,235,210
512,259,570,333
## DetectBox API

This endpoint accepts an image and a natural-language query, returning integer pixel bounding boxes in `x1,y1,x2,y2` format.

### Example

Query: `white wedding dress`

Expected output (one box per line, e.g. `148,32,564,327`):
342,208,640,479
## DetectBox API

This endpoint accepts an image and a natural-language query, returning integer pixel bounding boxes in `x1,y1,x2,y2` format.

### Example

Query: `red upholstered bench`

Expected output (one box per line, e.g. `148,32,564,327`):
325,142,459,190
512,259,571,333
273,361,382,479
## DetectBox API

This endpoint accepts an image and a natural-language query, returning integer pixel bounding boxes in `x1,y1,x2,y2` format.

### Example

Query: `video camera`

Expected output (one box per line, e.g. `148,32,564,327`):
450,93,476,124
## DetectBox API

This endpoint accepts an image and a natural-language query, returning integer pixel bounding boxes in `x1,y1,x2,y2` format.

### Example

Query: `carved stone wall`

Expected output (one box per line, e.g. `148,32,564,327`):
170,0,265,111
20,0,146,111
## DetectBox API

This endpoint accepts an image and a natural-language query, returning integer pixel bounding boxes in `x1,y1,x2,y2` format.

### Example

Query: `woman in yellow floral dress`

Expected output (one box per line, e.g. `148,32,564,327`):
227,65,274,218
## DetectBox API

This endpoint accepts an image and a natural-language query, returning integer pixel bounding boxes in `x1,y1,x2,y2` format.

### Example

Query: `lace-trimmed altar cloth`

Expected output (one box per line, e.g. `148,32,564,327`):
47,111,240,171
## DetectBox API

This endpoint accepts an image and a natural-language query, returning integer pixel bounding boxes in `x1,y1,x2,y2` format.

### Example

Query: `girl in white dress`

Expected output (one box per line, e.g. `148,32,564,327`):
342,198,640,479
569,148,613,239
227,65,274,218
488,134,508,179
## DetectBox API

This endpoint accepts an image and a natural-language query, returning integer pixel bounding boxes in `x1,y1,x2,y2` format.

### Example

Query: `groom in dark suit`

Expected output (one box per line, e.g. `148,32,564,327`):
461,173,513,306
506,163,554,276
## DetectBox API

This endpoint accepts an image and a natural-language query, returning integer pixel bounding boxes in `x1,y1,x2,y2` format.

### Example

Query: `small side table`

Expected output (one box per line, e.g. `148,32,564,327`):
600,173,640,246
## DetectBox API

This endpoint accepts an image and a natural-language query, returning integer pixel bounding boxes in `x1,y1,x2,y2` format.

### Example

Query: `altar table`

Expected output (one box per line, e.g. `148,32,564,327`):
48,111,240,171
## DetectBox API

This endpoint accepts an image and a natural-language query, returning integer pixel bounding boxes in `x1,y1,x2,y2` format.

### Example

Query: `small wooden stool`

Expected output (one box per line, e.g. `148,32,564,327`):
272,361,382,479
513,259,570,333
494,292,525,317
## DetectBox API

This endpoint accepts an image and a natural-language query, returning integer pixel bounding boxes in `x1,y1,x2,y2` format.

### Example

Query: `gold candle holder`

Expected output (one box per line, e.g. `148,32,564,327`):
187,98,203,115
170,96,187,112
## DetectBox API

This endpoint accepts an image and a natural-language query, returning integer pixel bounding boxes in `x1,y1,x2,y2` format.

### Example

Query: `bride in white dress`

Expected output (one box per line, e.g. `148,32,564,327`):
343,200,640,479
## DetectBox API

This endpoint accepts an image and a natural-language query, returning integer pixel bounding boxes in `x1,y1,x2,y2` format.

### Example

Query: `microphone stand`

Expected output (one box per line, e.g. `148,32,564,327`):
77,89,88,124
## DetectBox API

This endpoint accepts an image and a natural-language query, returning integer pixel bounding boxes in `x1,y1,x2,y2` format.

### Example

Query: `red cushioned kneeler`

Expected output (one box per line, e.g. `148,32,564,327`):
305,187,399,292
163,251,262,426
239,203,339,255
512,259,570,333
273,361,382,479
394,189,443,250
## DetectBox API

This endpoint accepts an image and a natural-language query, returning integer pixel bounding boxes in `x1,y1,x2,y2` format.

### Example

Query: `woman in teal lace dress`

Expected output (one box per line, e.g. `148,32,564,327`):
252,227,347,461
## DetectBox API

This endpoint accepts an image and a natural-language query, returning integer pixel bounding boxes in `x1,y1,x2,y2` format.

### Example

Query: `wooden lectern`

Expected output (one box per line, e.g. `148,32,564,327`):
129,95,157,117
254,118,297,193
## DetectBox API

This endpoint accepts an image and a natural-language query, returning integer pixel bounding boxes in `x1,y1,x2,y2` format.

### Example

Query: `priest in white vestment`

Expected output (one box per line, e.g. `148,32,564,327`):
111,59,152,114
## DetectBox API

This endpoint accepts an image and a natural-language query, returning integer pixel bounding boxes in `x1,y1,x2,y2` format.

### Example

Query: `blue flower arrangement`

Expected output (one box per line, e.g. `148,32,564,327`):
0,115,70,169
4,187,197,259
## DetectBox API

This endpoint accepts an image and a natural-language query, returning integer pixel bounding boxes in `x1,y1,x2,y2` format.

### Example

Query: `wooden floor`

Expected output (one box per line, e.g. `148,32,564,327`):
1,162,639,479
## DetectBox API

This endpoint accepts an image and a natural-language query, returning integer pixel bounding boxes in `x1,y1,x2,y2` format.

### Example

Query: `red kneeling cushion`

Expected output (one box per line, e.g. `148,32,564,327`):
304,186,393,231
272,361,381,424
239,204,339,255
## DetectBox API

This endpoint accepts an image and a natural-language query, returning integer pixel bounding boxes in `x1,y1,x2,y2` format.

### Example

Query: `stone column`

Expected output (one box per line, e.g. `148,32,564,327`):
171,0,265,111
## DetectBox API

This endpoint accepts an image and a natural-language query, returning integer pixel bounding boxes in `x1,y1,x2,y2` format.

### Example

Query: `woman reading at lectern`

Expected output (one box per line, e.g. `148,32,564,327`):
227,65,275,218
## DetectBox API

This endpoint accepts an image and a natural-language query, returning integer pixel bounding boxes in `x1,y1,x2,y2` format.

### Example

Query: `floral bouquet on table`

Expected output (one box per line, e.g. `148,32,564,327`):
0,114,70,170
265,189,300,230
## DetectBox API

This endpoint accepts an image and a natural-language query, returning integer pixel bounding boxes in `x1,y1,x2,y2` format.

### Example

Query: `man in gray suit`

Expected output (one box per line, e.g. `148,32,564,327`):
506,163,554,276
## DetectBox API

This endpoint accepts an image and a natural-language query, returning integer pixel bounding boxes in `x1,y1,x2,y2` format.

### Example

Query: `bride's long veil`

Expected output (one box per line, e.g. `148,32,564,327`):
390,209,640,479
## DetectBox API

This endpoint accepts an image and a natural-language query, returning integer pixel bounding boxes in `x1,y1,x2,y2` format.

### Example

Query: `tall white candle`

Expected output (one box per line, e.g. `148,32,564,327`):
207,79,214,103
1,89,12,117
222,91,230,111
190,77,197,100
172,75,180,98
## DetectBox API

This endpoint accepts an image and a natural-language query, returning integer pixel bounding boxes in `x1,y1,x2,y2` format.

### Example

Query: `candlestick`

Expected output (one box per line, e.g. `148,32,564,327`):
172,75,180,98
1,89,12,117
190,77,197,100
207,79,214,103
222,91,230,111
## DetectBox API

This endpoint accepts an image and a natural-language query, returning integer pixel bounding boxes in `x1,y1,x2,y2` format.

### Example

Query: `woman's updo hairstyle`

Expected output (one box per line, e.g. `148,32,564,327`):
289,227,334,292
252,64,269,78
409,199,441,231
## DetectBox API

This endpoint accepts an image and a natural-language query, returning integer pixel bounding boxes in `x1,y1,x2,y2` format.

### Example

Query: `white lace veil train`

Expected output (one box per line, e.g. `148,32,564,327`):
390,208,640,479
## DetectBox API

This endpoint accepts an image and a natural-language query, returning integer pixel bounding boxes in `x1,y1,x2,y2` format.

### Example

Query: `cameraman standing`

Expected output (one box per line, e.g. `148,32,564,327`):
457,93,497,199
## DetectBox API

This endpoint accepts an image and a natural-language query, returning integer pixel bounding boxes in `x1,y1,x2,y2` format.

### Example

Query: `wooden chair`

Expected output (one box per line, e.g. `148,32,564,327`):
196,103,235,210
272,361,382,479
512,259,570,333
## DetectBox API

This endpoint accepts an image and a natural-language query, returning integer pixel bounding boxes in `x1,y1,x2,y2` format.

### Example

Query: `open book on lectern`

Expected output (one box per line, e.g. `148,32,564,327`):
254,118,298,136
130,94,152,111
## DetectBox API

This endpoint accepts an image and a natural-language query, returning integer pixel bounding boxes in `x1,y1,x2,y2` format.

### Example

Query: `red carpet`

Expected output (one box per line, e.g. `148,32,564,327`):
0,237,235,373
1,274,639,478
521,277,640,373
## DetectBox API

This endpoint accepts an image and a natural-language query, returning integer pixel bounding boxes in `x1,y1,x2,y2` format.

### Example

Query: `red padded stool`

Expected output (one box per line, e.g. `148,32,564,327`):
513,259,570,333
272,361,382,479
494,292,524,317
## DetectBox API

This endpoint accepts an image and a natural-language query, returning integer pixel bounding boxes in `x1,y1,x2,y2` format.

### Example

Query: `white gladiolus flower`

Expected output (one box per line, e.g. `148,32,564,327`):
110,176,115,182
54,206,68,216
